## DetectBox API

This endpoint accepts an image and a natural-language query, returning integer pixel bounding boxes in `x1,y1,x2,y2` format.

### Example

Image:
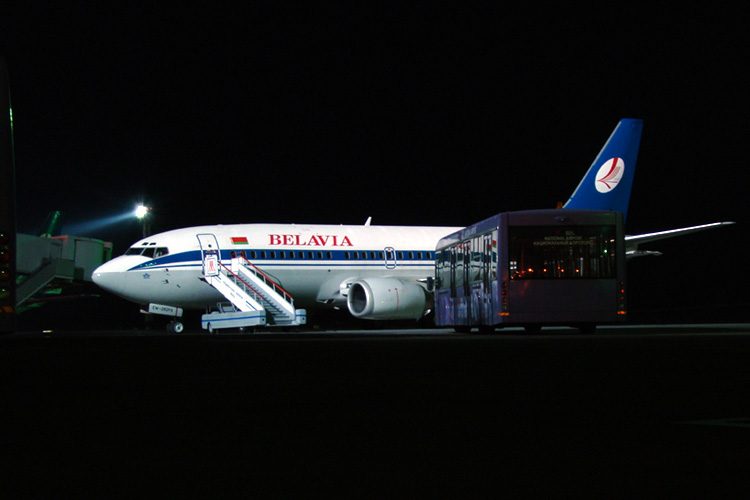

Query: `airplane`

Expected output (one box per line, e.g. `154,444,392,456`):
92,119,734,331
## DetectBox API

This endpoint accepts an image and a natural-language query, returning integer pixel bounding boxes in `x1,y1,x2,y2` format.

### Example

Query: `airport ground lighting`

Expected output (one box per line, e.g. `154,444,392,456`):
135,205,152,238
134,205,150,219
61,205,152,237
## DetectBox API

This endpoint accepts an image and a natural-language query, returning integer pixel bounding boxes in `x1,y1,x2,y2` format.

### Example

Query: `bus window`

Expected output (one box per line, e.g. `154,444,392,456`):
491,230,498,280
509,225,616,279
455,245,464,290
435,250,442,288
436,249,449,289
470,236,483,283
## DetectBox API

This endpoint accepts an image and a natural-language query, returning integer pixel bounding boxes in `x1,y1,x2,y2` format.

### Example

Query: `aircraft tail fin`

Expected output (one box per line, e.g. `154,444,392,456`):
563,118,643,221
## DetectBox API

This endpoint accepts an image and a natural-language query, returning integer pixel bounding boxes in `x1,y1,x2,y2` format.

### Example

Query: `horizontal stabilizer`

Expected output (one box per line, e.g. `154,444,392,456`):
626,250,663,259
625,221,735,257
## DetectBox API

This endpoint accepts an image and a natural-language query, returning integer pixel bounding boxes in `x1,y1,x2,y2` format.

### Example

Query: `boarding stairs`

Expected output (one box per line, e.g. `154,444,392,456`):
200,255,306,331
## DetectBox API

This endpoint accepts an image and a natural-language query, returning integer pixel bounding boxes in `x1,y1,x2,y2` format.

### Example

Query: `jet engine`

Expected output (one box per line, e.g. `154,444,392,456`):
347,277,429,320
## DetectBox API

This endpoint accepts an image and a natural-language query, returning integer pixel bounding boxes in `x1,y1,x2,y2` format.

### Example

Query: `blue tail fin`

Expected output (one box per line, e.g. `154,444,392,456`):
563,118,643,221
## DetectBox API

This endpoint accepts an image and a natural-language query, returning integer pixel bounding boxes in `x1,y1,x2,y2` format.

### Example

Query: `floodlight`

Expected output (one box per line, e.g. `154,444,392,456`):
135,205,150,219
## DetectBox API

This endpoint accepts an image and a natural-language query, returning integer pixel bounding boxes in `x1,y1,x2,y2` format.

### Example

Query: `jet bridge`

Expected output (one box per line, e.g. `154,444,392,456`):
200,255,306,332
16,233,112,306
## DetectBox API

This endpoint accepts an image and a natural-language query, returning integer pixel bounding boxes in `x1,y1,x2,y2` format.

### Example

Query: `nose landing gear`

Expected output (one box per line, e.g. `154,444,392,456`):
167,320,184,333
141,303,185,333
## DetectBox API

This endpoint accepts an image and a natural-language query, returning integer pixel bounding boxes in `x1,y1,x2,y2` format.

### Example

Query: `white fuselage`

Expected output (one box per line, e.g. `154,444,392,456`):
92,223,461,310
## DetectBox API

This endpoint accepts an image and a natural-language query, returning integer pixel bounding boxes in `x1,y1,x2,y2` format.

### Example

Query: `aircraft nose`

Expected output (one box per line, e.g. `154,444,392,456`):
92,261,125,295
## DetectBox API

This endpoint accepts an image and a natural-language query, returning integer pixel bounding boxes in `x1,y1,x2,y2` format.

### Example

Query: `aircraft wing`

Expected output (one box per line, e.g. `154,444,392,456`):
625,221,735,258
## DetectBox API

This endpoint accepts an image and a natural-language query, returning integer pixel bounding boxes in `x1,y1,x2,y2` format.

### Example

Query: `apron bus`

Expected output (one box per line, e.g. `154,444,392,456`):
435,209,626,333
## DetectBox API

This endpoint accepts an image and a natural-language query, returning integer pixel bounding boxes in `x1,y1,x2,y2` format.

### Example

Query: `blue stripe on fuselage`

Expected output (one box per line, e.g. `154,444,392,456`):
127,249,436,271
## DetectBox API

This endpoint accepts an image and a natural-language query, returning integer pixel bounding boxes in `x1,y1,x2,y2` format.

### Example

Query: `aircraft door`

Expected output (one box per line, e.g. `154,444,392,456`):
384,247,397,269
197,233,221,276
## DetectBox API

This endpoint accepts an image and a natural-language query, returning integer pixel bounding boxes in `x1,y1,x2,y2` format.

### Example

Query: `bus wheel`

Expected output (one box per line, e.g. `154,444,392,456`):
454,325,471,334
477,325,495,334
524,325,542,334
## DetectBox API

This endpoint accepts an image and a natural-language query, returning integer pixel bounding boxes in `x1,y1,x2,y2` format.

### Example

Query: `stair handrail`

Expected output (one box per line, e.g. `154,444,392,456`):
217,261,266,304
238,257,295,306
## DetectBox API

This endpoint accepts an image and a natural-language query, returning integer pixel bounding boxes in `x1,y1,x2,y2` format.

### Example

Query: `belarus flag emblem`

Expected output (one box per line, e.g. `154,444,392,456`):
231,237,249,245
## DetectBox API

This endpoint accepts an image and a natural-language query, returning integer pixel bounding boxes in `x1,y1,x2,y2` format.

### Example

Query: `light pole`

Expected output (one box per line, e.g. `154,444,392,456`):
135,205,152,238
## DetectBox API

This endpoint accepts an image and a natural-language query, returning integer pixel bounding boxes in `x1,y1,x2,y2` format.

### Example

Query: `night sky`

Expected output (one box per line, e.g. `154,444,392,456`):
3,5,748,322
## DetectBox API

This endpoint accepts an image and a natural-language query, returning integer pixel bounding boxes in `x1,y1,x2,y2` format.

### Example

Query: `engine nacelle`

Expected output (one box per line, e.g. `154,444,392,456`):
347,277,429,320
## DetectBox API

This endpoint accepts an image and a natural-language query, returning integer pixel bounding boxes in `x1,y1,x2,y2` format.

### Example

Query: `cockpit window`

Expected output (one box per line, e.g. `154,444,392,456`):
125,246,169,258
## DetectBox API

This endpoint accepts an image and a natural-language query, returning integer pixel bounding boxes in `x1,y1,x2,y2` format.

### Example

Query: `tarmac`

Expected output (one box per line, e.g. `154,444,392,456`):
3,324,750,496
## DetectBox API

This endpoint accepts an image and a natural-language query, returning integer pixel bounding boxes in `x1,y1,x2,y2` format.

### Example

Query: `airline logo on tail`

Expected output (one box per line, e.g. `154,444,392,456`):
563,118,643,220
595,157,624,193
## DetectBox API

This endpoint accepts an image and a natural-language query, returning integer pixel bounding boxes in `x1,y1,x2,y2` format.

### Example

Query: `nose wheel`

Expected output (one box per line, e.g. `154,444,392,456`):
167,321,185,334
